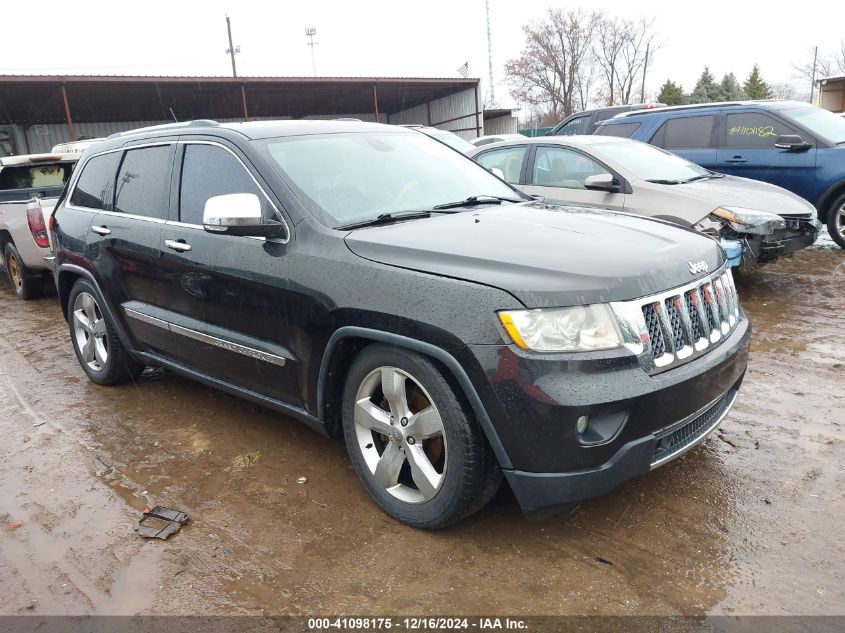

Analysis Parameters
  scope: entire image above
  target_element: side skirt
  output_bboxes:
[135,350,330,438]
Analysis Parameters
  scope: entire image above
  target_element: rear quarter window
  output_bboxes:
[595,122,641,138]
[70,152,120,210]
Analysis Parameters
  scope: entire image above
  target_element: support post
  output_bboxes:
[61,83,76,142]
[241,83,249,121]
[372,83,380,123]
[474,84,482,137]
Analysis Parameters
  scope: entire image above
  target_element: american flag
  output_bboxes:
[457,61,469,78]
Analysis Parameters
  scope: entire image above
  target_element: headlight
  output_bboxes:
[712,206,785,236]
[498,305,623,352]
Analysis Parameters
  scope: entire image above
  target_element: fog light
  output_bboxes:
[576,415,589,434]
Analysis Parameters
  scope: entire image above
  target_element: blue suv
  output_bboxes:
[595,101,845,248]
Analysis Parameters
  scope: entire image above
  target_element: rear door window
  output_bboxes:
[179,144,264,225]
[725,112,798,149]
[70,153,120,209]
[651,115,716,149]
[114,145,173,219]
[474,146,527,184]
[595,122,641,138]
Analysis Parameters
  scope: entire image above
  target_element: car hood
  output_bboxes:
[672,175,816,217]
[344,203,724,308]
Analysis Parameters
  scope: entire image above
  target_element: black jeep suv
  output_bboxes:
[51,120,750,528]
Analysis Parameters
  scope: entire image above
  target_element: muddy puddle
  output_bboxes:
[0,242,843,616]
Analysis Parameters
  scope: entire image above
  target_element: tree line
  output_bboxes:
[657,65,774,106]
[505,8,828,126]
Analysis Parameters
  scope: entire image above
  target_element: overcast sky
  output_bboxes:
[1,0,840,108]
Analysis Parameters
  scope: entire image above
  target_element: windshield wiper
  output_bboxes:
[336,210,434,230]
[433,194,523,210]
[646,174,721,185]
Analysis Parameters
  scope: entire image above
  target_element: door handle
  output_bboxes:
[165,239,192,252]
[724,156,747,164]
[90,225,111,235]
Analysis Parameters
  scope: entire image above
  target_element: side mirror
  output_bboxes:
[774,135,811,152]
[584,173,618,192]
[202,193,286,238]
[490,167,505,179]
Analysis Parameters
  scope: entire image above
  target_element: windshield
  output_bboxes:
[254,131,522,227]
[429,131,475,153]
[592,140,711,182]
[784,106,845,144]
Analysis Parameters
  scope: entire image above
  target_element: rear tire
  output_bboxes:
[826,193,845,249]
[67,278,144,385]
[4,242,43,300]
[342,343,500,528]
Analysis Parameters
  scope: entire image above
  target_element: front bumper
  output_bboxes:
[463,311,750,513]
[736,217,819,265]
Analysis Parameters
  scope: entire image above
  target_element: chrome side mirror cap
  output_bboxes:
[202,193,286,238]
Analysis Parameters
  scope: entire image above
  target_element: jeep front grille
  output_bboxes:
[611,266,740,375]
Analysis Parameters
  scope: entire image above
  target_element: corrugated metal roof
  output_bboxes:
[0,74,479,83]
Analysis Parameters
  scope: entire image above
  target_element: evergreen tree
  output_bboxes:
[689,67,725,103]
[657,79,686,106]
[720,72,747,100]
[744,64,772,99]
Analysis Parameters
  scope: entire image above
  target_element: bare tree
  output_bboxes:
[593,17,628,105]
[505,8,601,119]
[614,17,659,104]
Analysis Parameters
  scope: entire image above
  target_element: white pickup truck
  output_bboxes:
[0,152,79,299]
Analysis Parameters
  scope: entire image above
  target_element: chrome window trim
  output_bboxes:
[64,141,174,213]
[175,140,291,244]
[124,307,288,367]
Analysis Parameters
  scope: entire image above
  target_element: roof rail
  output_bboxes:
[613,100,791,119]
[107,119,220,139]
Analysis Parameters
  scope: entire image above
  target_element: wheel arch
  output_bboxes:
[56,264,137,353]
[317,326,513,469]
[816,180,845,222]
[0,229,13,251]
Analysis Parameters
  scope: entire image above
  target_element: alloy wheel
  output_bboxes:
[353,366,447,503]
[7,253,22,292]
[72,291,109,371]
[836,204,845,240]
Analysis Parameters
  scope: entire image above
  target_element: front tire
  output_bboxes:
[4,242,43,300]
[67,279,144,385]
[827,193,845,249]
[342,344,500,529]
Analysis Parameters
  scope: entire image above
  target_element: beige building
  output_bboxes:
[815,75,845,113]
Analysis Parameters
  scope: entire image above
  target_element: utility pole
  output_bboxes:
[485,0,495,107]
[640,42,650,103]
[225,15,240,78]
[809,45,818,104]
[306,27,318,77]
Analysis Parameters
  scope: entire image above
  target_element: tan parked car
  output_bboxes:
[468,135,819,268]
[0,152,79,298]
